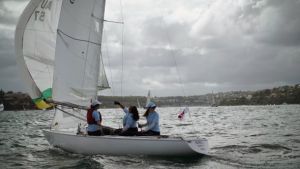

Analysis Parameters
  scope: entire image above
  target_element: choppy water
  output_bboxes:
[0,105,299,169]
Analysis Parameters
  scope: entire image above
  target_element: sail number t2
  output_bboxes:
[34,0,52,22]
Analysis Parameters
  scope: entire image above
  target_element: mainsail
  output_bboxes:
[15,0,109,110]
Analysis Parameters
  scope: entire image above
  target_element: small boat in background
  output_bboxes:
[0,104,4,111]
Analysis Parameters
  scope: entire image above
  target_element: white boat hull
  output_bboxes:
[43,130,208,156]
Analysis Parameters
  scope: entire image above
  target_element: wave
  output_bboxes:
[211,143,292,154]
[212,145,248,150]
[208,154,266,169]
[250,144,291,151]
[209,143,295,168]
[176,123,192,127]
[248,133,267,137]
[291,139,300,143]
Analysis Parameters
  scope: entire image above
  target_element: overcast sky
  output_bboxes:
[0,0,300,96]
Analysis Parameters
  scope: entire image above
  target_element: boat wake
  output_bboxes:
[211,144,292,154]
[208,143,294,168]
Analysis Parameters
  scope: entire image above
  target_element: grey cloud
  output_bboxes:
[180,43,300,86]
[0,64,23,90]
[0,1,19,26]
[141,16,193,49]
[1,0,300,96]
[0,1,24,92]
[254,0,300,46]
[81,0,300,96]
[0,35,17,67]
[0,33,24,92]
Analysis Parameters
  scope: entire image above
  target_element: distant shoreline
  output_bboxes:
[1,84,299,111]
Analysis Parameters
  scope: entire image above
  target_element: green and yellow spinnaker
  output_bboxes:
[32,88,53,109]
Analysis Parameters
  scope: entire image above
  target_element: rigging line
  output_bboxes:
[103,28,115,96]
[102,18,119,126]
[102,47,118,124]
[158,24,187,103]
[158,10,197,133]
[103,19,124,24]
[119,0,125,98]
[57,32,96,62]
[165,34,187,98]
[157,18,186,103]
[99,50,110,90]
[45,57,52,87]
[57,29,102,47]
[50,108,57,130]
[91,13,124,24]
[60,1,96,34]
[101,46,118,126]
[56,107,86,121]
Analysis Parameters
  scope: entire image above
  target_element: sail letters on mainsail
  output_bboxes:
[41,0,52,9]
[35,0,52,22]
[70,0,76,4]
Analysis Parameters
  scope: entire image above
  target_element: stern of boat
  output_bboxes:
[43,130,55,145]
[185,138,208,155]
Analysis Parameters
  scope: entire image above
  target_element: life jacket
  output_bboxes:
[87,108,101,125]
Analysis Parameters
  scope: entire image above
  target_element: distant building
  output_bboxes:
[246,95,252,100]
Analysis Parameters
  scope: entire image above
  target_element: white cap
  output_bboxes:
[91,99,102,106]
[144,101,156,109]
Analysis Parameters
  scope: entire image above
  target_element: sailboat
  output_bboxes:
[145,90,151,107]
[0,103,4,111]
[15,0,208,156]
[211,91,218,107]
[137,98,141,109]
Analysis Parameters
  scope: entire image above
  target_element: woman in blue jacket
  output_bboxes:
[138,101,160,136]
[114,101,139,136]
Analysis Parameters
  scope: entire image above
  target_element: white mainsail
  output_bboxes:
[53,0,108,107]
[51,0,108,130]
[15,0,63,109]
